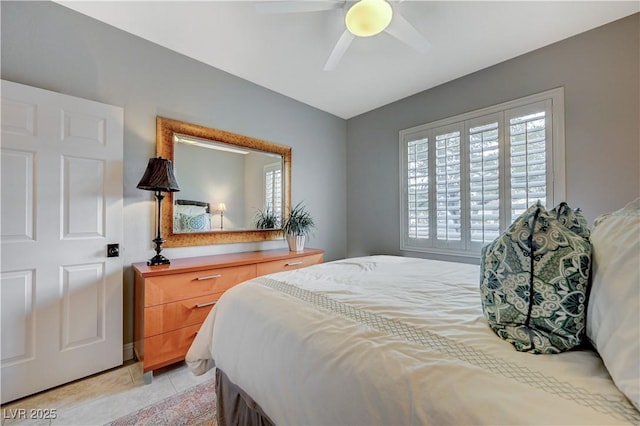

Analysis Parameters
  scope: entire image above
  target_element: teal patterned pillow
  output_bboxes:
[178,213,211,232]
[480,202,591,354]
[549,202,590,240]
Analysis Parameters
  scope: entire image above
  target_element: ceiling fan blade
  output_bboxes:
[324,29,355,71]
[385,12,430,54]
[256,1,344,14]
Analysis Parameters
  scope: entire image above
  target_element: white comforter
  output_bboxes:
[186,256,639,425]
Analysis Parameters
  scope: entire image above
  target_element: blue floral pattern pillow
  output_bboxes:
[178,213,211,232]
[480,202,591,354]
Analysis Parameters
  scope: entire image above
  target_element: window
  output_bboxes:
[400,88,565,258]
[264,162,282,222]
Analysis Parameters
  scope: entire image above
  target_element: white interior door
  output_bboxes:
[1,80,124,404]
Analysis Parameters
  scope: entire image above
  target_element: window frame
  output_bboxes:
[399,88,565,258]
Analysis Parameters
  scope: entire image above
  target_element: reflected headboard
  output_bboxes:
[176,199,210,214]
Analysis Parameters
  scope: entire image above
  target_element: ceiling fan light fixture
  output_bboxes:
[345,0,393,37]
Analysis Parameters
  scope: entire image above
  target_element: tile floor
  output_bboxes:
[0,361,215,426]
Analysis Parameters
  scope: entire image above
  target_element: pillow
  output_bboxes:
[173,213,183,232]
[549,202,590,240]
[480,202,591,354]
[586,198,640,410]
[178,213,211,232]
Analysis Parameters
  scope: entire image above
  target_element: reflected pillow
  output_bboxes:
[178,213,211,232]
[586,198,640,410]
[480,202,591,354]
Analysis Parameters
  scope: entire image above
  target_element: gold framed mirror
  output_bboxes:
[156,116,291,247]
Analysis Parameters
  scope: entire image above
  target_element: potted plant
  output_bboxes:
[254,206,280,229]
[282,202,315,252]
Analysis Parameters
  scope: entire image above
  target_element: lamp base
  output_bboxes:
[147,253,171,266]
[148,191,170,266]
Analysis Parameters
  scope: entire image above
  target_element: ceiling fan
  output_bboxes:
[256,0,430,70]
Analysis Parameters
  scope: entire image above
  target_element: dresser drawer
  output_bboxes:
[144,293,221,337]
[256,253,323,275]
[144,264,257,307]
[143,324,201,371]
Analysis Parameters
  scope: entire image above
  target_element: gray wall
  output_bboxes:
[346,13,640,261]
[1,1,347,345]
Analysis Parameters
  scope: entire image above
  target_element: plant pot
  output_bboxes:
[287,235,306,252]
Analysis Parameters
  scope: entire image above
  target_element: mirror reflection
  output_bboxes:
[156,116,291,247]
[172,133,283,233]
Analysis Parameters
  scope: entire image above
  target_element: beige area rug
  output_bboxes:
[105,379,217,426]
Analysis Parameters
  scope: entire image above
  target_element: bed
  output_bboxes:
[186,200,640,425]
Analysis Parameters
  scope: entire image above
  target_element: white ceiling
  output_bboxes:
[56,1,639,119]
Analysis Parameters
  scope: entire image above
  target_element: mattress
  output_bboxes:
[186,255,639,425]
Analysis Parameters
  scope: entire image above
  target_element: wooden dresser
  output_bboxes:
[132,248,323,382]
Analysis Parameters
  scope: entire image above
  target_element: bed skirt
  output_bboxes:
[216,368,274,426]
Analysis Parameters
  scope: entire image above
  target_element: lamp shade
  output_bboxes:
[136,157,180,192]
[345,0,393,37]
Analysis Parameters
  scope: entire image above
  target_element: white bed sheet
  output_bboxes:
[187,256,639,425]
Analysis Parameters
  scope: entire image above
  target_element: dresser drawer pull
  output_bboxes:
[285,261,304,267]
[195,274,222,281]
[195,301,217,308]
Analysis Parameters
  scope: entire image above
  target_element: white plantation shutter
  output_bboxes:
[265,170,274,206]
[273,169,282,217]
[264,163,282,222]
[407,138,429,239]
[434,128,462,248]
[468,120,500,245]
[400,89,564,258]
[508,103,550,217]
